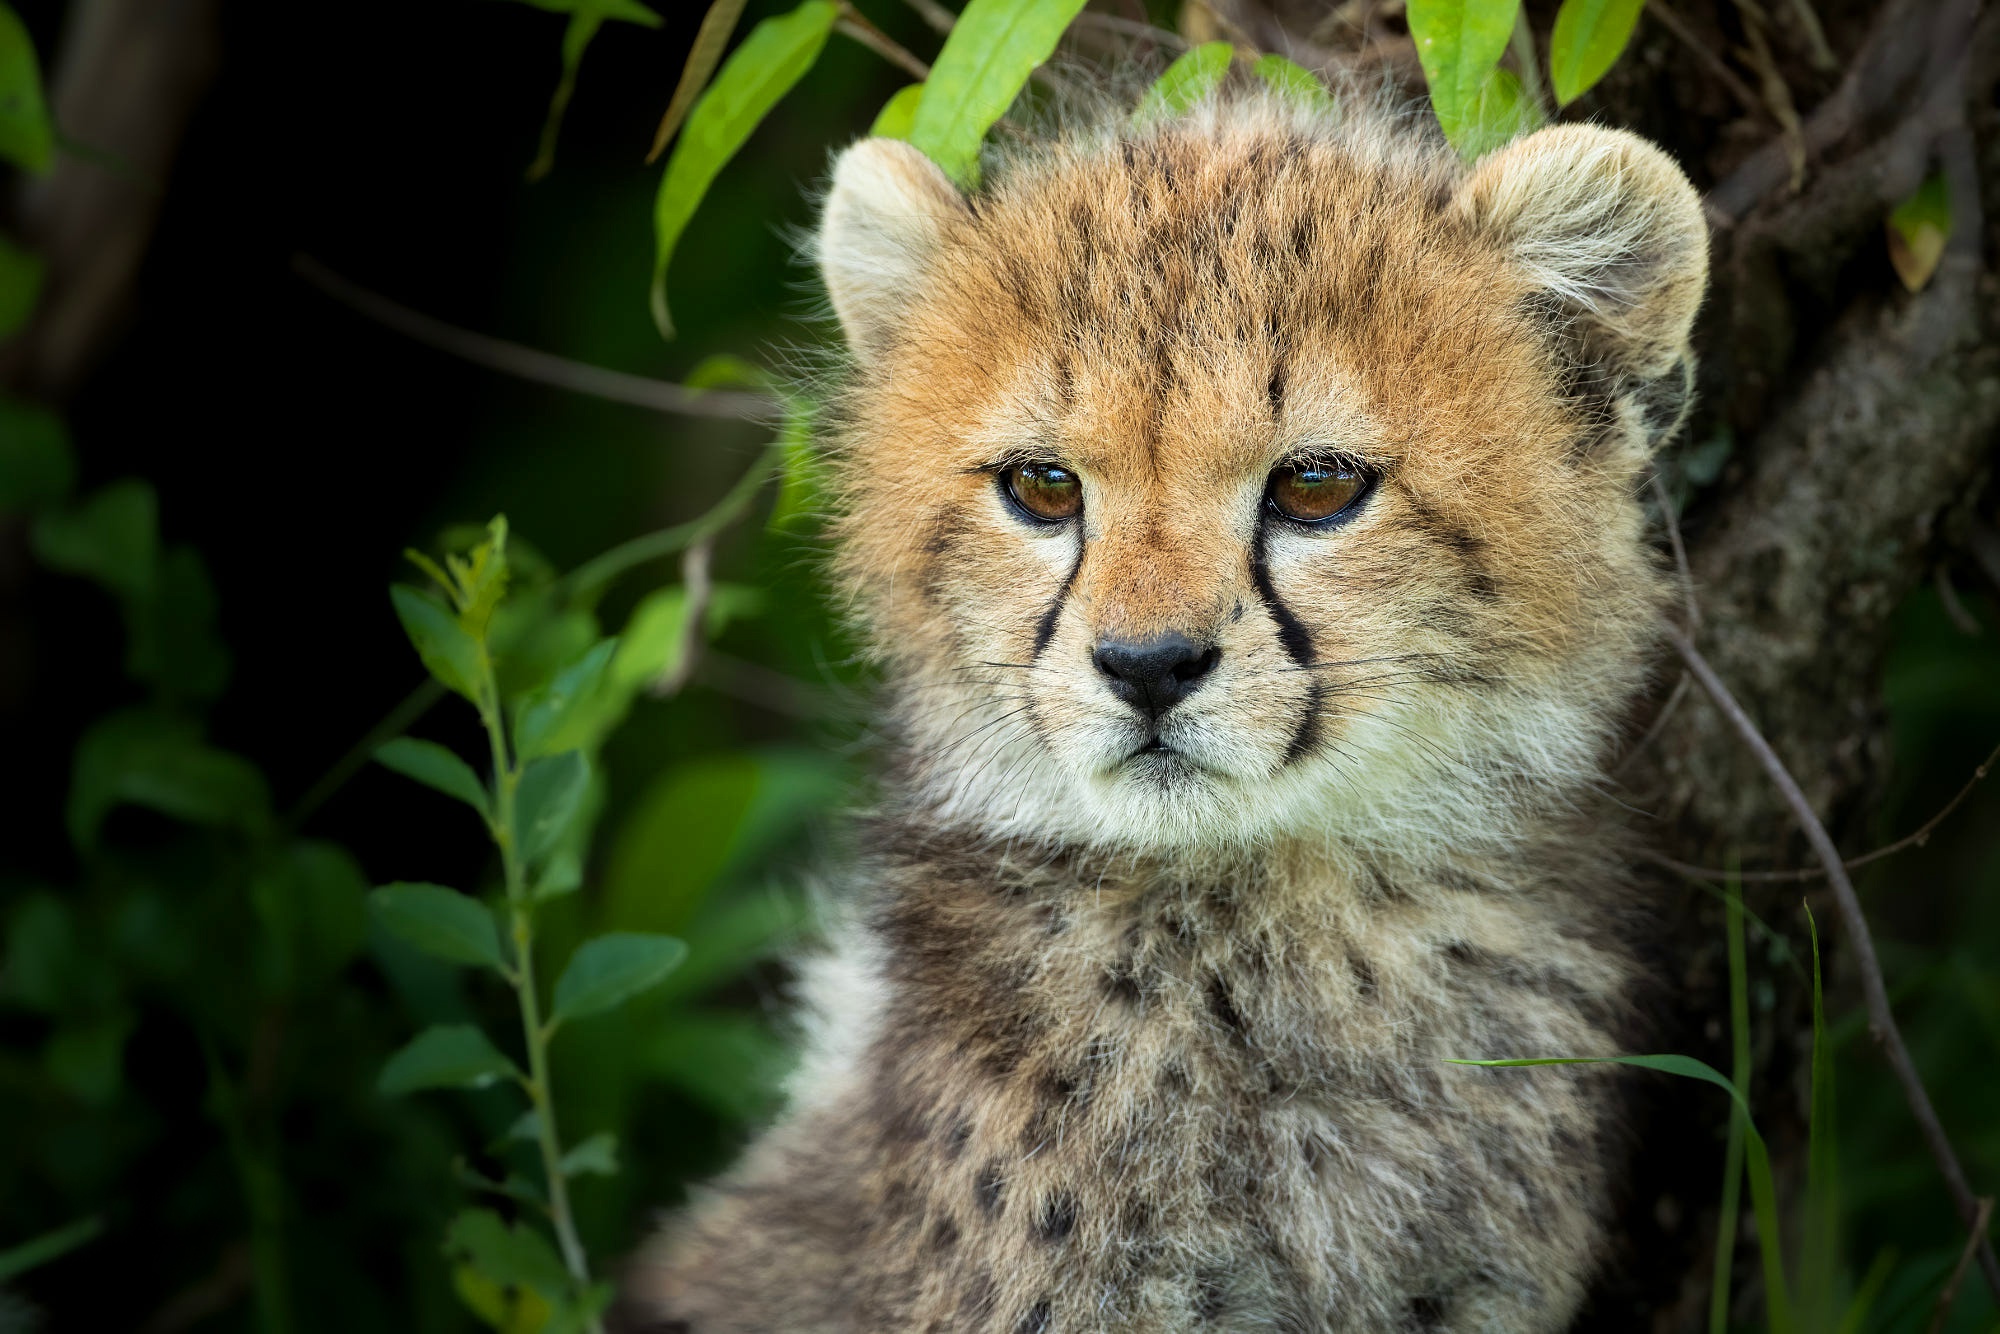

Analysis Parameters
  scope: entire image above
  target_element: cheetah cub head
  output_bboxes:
[817,104,1706,856]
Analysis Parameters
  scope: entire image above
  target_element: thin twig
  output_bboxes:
[693,648,838,719]
[1785,0,1840,72]
[1071,12,1193,50]
[1645,0,1765,117]
[292,255,782,423]
[286,679,446,831]
[650,539,714,697]
[897,0,955,35]
[1929,1197,1997,1334]
[837,5,932,80]
[1616,670,1693,773]
[1738,6,1808,190]
[1934,565,1982,635]
[1652,472,1701,630]
[1667,625,2000,1305]
[1647,739,2000,883]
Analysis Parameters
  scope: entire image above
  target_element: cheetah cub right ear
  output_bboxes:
[1456,125,1708,434]
[817,138,970,364]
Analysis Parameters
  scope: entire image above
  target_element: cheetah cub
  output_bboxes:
[619,95,1707,1333]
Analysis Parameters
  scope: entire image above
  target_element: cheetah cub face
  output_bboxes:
[819,104,1705,855]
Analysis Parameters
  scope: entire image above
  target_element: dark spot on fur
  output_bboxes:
[1036,1192,1078,1243]
[929,1216,959,1253]
[1230,599,1245,623]
[1196,1273,1228,1320]
[943,1116,973,1160]
[1407,1295,1448,1329]
[1207,976,1248,1040]
[1102,964,1142,1004]
[1349,954,1379,999]
[1159,1061,1192,1094]
[1016,1300,1052,1334]
[975,1161,1006,1217]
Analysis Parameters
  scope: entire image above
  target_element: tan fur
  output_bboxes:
[617,94,1707,1333]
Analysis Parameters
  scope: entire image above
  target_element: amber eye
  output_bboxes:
[1002,463,1083,523]
[1266,459,1372,524]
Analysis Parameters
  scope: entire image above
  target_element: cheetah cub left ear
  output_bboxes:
[818,138,970,363]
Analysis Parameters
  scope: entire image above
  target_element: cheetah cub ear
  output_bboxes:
[818,138,970,362]
[1456,125,1707,390]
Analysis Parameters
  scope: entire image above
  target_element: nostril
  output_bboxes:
[1091,634,1220,715]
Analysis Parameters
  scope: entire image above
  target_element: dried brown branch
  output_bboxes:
[1071,12,1193,50]
[1645,740,2000,881]
[291,256,782,424]
[1928,1197,1996,1334]
[1667,626,2000,1303]
[837,5,932,81]
[897,0,956,35]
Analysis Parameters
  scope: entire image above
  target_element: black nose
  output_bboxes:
[1092,633,1220,716]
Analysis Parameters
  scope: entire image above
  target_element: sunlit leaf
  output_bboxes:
[1453,66,1538,160]
[452,1263,553,1334]
[1253,53,1334,108]
[31,479,158,602]
[0,1,52,174]
[651,0,840,337]
[682,352,770,390]
[1133,41,1232,124]
[558,1131,619,1177]
[767,398,819,531]
[376,737,490,818]
[369,884,508,973]
[515,750,590,864]
[444,1208,569,1302]
[0,229,42,337]
[870,82,925,139]
[391,585,485,704]
[514,639,618,760]
[67,709,270,850]
[1547,0,1644,104]
[377,1024,519,1095]
[0,1215,104,1283]
[909,0,1090,188]
[1406,0,1520,150]
[0,394,71,514]
[649,0,750,161]
[550,931,688,1024]
[1887,172,1951,292]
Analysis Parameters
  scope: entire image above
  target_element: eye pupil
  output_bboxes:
[1268,460,1369,523]
[1005,463,1083,522]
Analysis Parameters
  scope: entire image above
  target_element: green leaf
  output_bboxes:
[443,1208,570,1302]
[515,750,590,864]
[67,709,270,849]
[0,394,73,514]
[1547,0,1644,104]
[0,2,53,174]
[524,1,662,181]
[1887,172,1952,292]
[127,545,231,700]
[649,1010,794,1121]
[551,931,688,1024]
[377,1024,519,1096]
[650,0,752,160]
[0,1215,104,1283]
[0,229,43,337]
[1453,66,1538,160]
[767,398,819,531]
[251,840,370,994]
[1133,41,1232,124]
[682,352,771,390]
[376,737,490,817]
[369,884,508,972]
[910,0,1091,188]
[1253,53,1334,108]
[391,584,486,704]
[1406,0,1521,150]
[651,0,839,337]
[44,1012,132,1104]
[515,639,618,760]
[558,1131,619,1177]
[870,82,925,139]
[31,479,158,602]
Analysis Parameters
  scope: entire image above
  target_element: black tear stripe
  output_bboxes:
[1249,519,1316,667]
[1398,486,1501,603]
[1283,680,1324,767]
[1030,539,1086,660]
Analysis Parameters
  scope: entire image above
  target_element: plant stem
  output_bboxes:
[479,671,601,1330]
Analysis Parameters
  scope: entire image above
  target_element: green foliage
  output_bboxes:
[869,81,925,138]
[551,933,688,1024]
[1253,52,1335,108]
[371,885,509,973]
[1547,0,1646,104]
[0,395,73,512]
[909,0,1091,188]
[1134,41,1233,124]
[1407,0,1521,152]
[651,0,840,336]
[376,737,493,818]
[511,0,663,182]
[0,227,42,335]
[378,1024,522,1095]
[0,0,52,173]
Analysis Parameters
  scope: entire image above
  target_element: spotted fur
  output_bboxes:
[618,93,1706,1333]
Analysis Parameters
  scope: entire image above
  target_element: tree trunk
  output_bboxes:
[1219,0,1999,1325]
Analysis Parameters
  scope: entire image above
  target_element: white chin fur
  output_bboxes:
[904,680,1607,860]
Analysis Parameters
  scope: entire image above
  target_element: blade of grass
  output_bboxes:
[1712,871,1751,1334]
[1803,904,1843,1329]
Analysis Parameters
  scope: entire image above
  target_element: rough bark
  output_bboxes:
[1226,0,2000,1324]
